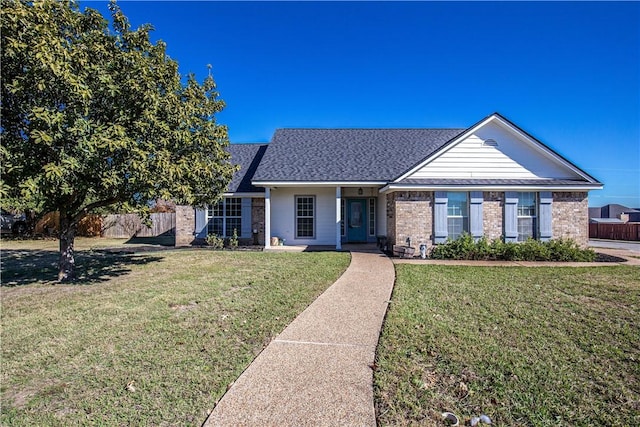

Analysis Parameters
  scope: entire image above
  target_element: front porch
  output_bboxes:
[264,185,386,250]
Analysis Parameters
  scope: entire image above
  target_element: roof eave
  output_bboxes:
[380,183,604,193]
[252,180,387,187]
[223,192,266,198]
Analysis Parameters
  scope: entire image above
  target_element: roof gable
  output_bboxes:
[395,113,601,184]
[252,128,464,183]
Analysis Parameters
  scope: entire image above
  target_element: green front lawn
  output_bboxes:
[374,265,640,426]
[1,243,350,425]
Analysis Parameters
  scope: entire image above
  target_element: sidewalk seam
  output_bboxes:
[273,338,371,349]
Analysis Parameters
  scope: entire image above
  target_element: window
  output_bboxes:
[296,196,315,239]
[207,198,242,237]
[447,192,469,240]
[368,198,376,236]
[517,192,536,241]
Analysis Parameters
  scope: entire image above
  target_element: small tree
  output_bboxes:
[1,0,237,281]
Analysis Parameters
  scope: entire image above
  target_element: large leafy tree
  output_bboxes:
[1,0,236,281]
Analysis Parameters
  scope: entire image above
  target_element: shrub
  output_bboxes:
[429,235,595,262]
[547,238,596,262]
[228,228,239,249]
[430,233,476,259]
[206,234,224,249]
[474,236,492,260]
[519,238,551,261]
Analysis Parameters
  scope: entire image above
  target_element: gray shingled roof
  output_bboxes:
[252,128,465,182]
[227,144,267,193]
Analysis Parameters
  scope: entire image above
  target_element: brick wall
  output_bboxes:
[552,191,589,247]
[384,190,591,251]
[175,205,195,247]
[483,191,503,241]
[386,191,432,250]
[251,198,265,245]
[386,194,396,245]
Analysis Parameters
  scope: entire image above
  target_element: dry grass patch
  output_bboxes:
[1,244,350,425]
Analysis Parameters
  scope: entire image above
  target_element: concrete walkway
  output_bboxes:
[203,249,395,427]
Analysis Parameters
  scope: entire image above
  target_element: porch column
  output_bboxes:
[264,187,271,248]
[335,186,342,250]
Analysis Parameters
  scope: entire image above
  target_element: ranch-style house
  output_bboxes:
[175,112,603,251]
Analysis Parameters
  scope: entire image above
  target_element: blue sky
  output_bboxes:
[83,1,639,208]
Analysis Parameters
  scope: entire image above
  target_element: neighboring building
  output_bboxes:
[176,113,603,249]
[627,212,640,223]
[589,204,640,223]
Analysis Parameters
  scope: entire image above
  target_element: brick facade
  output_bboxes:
[175,205,196,247]
[386,194,396,245]
[178,191,590,248]
[384,190,590,250]
[552,191,589,247]
[483,191,503,241]
[386,191,432,251]
[251,198,265,245]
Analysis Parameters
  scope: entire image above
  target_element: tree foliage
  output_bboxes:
[1,0,237,280]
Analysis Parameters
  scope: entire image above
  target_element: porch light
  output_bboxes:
[358,187,363,195]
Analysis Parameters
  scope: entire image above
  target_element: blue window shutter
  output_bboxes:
[241,198,252,238]
[539,191,553,241]
[195,208,207,239]
[504,192,518,242]
[469,191,483,239]
[434,191,448,243]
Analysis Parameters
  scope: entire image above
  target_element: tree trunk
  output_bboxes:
[58,213,77,282]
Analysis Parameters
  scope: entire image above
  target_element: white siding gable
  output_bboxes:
[405,120,584,180]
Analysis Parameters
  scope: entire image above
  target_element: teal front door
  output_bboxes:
[347,199,367,242]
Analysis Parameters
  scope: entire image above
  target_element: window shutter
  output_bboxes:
[434,191,448,243]
[504,192,518,242]
[538,191,553,241]
[241,198,252,238]
[195,208,207,239]
[469,191,483,239]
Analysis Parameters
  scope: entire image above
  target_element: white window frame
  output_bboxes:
[207,197,242,237]
[517,192,537,242]
[447,192,469,240]
[368,198,376,237]
[295,195,316,239]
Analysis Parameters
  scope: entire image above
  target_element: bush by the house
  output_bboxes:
[206,234,224,249]
[207,229,239,250]
[227,228,239,249]
[429,233,596,262]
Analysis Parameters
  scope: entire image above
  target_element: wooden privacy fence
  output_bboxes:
[35,212,103,237]
[589,223,640,241]
[102,213,176,238]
